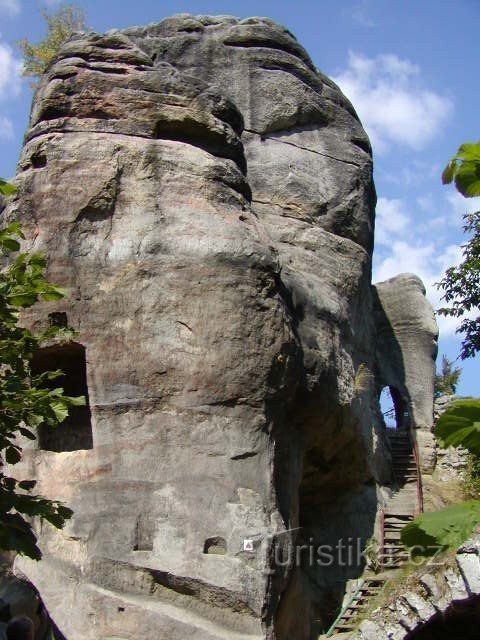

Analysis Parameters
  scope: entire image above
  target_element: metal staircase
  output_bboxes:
[325,578,387,636]
[379,429,422,569]
[324,428,423,637]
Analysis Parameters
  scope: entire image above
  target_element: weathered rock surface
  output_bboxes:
[373,274,438,473]
[350,535,480,640]
[433,395,469,480]
[3,14,437,640]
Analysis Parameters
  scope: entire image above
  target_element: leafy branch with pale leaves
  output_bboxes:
[437,141,480,360]
[0,180,84,560]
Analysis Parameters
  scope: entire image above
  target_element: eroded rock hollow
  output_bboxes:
[4,14,437,639]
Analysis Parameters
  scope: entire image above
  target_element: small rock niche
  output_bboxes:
[203,537,227,555]
[31,342,93,452]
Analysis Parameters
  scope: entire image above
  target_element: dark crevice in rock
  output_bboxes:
[91,557,258,619]
[31,152,47,169]
[152,119,247,174]
[175,320,193,333]
[149,568,257,616]
[133,514,154,551]
[352,136,372,155]
[230,451,258,460]
[87,65,130,75]
[223,37,315,71]
[257,61,324,94]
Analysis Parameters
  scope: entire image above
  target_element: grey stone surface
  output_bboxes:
[434,395,469,480]
[2,13,437,640]
[373,274,438,472]
[350,536,480,640]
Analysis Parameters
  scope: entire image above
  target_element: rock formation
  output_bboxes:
[4,14,438,639]
[373,274,438,473]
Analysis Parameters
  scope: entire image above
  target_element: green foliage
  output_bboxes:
[401,500,480,555]
[0,180,17,197]
[464,453,480,499]
[442,141,480,197]
[17,5,85,80]
[0,182,84,559]
[435,398,480,457]
[434,354,461,397]
[437,141,480,360]
[402,399,480,554]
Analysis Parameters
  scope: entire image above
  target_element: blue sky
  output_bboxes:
[0,0,478,394]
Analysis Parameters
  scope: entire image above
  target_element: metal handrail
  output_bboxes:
[379,508,385,565]
[409,424,424,514]
[325,579,365,637]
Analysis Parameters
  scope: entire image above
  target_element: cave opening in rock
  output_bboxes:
[31,342,93,452]
[380,386,410,431]
[406,595,480,640]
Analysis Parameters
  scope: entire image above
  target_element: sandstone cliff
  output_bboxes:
[3,14,437,640]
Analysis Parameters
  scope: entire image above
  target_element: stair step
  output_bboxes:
[383,544,405,549]
[335,625,355,631]
[384,519,413,525]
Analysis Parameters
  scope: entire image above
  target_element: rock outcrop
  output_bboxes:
[350,535,480,640]
[3,14,438,640]
[373,274,438,473]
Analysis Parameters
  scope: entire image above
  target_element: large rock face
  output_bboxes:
[3,14,435,640]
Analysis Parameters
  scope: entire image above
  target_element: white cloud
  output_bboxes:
[333,52,452,154]
[0,115,13,139]
[445,190,480,224]
[375,197,410,245]
[0,0,21,16]
[0,37,22,144]
[349,0,376,28]
[0,39,23,100]
[417,194,434,212]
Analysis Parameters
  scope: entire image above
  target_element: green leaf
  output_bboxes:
[8,292,38,307]
[402,500,480,553]
[56,505,73,519]
[18,480,37,491]
[19,427,37,440]
[41,286,69,302]
[457,143,480,162]
[435,398,480,456]
[442,141,480,197]
[49,400,69,423]
[5,446,22,465]
[455,162,480,197]
[5,221,24,238]
[65,395,86,407]
[0,179,17,196]
[1,237,21,252]
[27,253,46,268]
[442,159,457,185]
